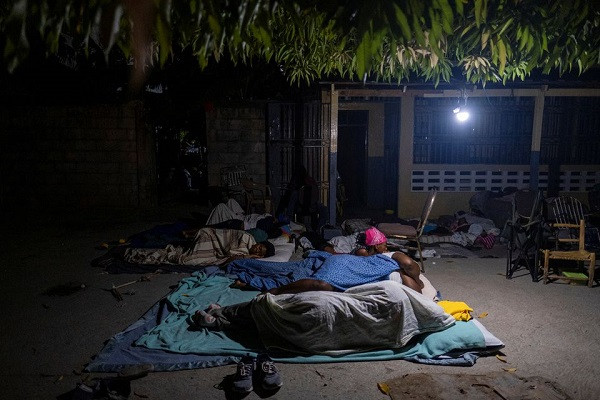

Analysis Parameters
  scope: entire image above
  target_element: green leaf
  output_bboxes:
[355,31,371,80]
[525,33,534,53]
[454,0,464,16]
[430,9,442,40]
[207,14,221,38]
[156,13,171,66]
[474,0,482,27]
[461,24,473,37]
[481,30,490,50]
[497,17,513,37]
[438,0,454,31]
[497,38,506,75]
[394,4,412,40]
[541,31,548,52]
[519,25,529,51]
[412,14,425,46]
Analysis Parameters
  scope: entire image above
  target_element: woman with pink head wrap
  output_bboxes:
[365,227,387,245]
[355,227,388,256]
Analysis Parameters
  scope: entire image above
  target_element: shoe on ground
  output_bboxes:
[256,353,283,390]
[233,355,255,393]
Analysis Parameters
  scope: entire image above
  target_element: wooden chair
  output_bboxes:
[377,190,437,273]
[242,179,272,214]
[548,196,588,250]
[549,196,586,236]
[541,219,596,287]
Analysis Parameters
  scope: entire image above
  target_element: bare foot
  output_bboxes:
[230,279,248,289]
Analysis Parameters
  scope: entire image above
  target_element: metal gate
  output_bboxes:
[267,101,330,218]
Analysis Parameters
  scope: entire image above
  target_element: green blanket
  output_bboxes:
[135,272,488,363]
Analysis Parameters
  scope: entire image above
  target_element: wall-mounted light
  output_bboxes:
[453,89,470,122]
[453,107,470,121]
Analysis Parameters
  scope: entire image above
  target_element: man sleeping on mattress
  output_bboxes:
[123,227,275,267]
[227,227,427,295]
[189,280,455,357]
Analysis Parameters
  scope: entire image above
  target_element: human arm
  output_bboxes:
[354,248,370,257]
[391,252,423,290]
[222,253,260,265]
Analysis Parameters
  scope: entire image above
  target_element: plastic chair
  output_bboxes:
[505,190,544,281]
[377,190,437,273]
[542,219,596,287]
[242,179,272,214]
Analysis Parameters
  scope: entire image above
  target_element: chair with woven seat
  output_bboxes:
[541,219,596,287]
[377,190,437,273]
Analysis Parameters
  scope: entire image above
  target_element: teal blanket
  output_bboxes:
[135,272,489,363]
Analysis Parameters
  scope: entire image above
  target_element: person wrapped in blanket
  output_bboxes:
[123,227,275,267]
[227,227,423,295]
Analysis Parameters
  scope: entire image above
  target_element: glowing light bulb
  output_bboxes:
[455,110,470,122]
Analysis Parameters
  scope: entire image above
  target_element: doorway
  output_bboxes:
[338,110,368,211]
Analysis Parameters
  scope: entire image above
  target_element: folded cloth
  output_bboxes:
[437,301,473,321]
[475,233,496,249]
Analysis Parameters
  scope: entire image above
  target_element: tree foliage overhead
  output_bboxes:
[1,0,599,88]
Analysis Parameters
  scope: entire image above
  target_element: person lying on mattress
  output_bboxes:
[123,227,275,267]
[227,227,424,295]
[202,198,282,238]
[228,227,424,293]
[189,281,453,357]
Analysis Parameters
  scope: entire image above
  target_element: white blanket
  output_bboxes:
[250,280,455,355]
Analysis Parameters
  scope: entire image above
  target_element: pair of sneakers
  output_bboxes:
[233,354,283,393]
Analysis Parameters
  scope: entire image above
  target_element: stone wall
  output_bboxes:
[0,101,157,214]
[205,103,267,187]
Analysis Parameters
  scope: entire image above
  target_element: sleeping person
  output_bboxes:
[265,249,423,295]
[228,227,424,294]
[190,280,454,357]
[204,198,280,237]
[123,227,275,267]
[227,250,422,295]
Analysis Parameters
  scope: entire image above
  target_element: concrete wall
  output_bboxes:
[0,101,156,214]
[205,103,267,186]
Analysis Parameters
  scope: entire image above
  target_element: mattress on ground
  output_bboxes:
[86,271,503,372]
[92,236,296,274]
[263,237,295,262]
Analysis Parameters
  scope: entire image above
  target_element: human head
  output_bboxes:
[261,241,275,257]
[365,227,386,246]
[364,227,388,253]
[250,241,275,258]
[249,243,267,257]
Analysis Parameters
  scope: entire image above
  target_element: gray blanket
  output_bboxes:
[250,280,456,355]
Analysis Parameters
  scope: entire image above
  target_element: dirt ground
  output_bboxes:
[1,202,599,400]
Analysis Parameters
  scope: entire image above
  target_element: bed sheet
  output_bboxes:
[86,271,503,372]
